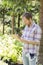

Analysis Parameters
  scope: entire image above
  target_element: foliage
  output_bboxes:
[0,61,8,65]
[0,34,23,63]
[0,0,40,34]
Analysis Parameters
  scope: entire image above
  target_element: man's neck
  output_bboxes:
[28,21,33,27]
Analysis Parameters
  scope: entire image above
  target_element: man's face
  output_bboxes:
[22,17,31,26]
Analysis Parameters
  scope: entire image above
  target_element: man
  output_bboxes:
[13,12,42,65]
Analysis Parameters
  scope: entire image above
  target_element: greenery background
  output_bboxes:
[0,0,41,65]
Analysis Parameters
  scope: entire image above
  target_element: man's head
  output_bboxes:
[22,12,32,26]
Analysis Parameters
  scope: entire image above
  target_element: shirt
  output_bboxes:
[21,21,42,54]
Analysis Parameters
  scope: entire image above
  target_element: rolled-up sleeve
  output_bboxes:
[33,27,42,42]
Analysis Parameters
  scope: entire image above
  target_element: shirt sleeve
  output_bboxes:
[33,27,42,42]
[21,26,27,39]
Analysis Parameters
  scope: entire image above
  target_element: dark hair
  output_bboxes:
[22,12,32,20]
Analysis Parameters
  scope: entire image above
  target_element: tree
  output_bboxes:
[0,4,10,34]
[1,0,40,34]
[2,0,29,34]
[38,0,43,65]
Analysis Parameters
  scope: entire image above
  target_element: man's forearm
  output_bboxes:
[12,34,40,45]
[20,37,40,45]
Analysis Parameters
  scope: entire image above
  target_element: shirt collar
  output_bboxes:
[27,21,35,29]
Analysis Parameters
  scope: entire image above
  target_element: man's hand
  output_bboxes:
[12,34,21,41]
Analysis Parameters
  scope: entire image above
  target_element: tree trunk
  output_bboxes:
[38,0,43,65]
[11,14,15,34]
[18,14,20,28]
[3,12,5,34]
